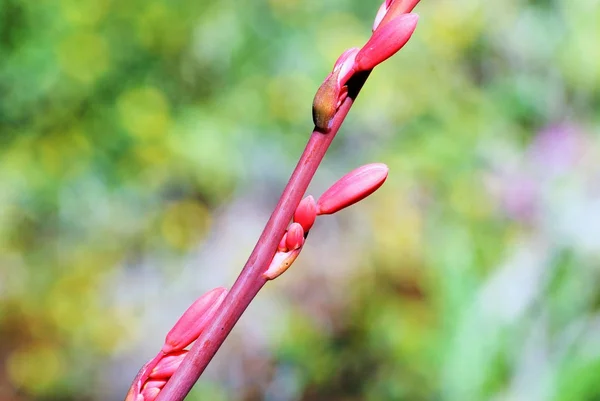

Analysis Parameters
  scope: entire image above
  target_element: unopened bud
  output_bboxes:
[285,222,305,250]
[378,0,420,30]
[312,69,342,132]
[141,386,161,401]
[149,350,187,380]
[162,287,228,353]
[125,383,143,401]
[125,354,162,401]
[143,379,167,390]
[293,196,317,232]
[263,249,301,280]
[317,163,389,215]
[278,232,289,252]
[373,1,389,31]
[333,47,360,87]
[355,13,418,72]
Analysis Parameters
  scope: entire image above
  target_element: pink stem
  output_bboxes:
[155,71,371,401]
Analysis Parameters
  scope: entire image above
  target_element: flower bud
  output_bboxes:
[373,1,389,31]
[312,69,341,131]
[278,232,289,252]
[125,354,162,401]
[355,13,418,72]
[125,383,144,401]
[317,163,389,215]
[149,350,187,380]
[143,379,167,390]
[263,249,301,280]
[333,47,360,87]
[162,287,228,353]
[285,222,305,250]
[141,386,161,401]
[293,195,317,232]
[378,0,420,30]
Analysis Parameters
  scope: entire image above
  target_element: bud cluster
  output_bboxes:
[125,1,420,398]
[263,163,389,280]
[125,288,228,401]
[312,0,420,131]
[125,165,389,399]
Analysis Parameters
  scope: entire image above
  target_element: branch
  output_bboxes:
[125,1,422,399]
[155,72,370,401]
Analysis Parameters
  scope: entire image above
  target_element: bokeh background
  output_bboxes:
[2,0,600,400]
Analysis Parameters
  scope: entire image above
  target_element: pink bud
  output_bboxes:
[293,196,317,232]
[285,222,305,250]
[278,232,289,252]
[125,353,163,401]
[125,383,142,401]
[141,386,161,401]
[162,287,228,353]
[263,249,301,280]
[143,379,167,390]
[332,47,360,87]
[355,13,418,72]
[149,350,187,380]
[333,47,359,73]
[378,0,420,30]
[316,163,389,215]
[125,371,144,401]
[373,1,389,31]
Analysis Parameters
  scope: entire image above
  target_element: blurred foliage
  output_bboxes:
[1,0,600,400]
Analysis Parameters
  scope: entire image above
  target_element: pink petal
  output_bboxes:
[332,47,360,87]
[278,232,289,252]
[141,386,161,401]
[293,196,317,232]
[162,287,228,353]
[125,353,163,401]
[355,13,418,72]
[143,379,167,390]
[285,222,305,250]
[149,350,188,380]
[125,385,141,401]
[373,1,389,31]
[378,0,420,30]
[316,163,389,215]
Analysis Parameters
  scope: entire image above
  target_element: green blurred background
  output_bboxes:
[1,0,600,400]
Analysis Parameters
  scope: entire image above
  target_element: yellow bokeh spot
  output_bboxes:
[118,87,171,140]
[7,345,64,395]
[449,174,492,220]
[160,200,211,250]
[422,2,483,61]
[267,74,314,125]
[316,13,365,62]
[87,309,124,352]
[58,31,109,83]
[135,143,170,167]
[60,0,111,26]
[269,0,301,18]
[137,3,186,54]
[373,188,424,268]
[48,266,97,334]
[36,128,91,179]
